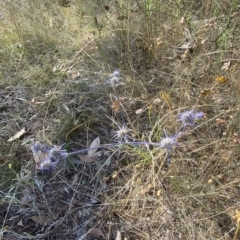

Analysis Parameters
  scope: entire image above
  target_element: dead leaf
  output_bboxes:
[141,184,153,195]
[30,142,49,167]
[71,173,79,186]
[7,128,26,142]
[177,42,192,50]
[135,108,143,115]
[115,231,122,240]
[103,176,110,183]
[140,93,147,99]
[111,100,121,112]
[181,49,190,60]
[153,98,161,105]
[88,137,100,157]
[78,154,95,163]
[221,61,231,71]
[89,228,105,238]
[30,215,53,225]
[17,219,24,226]
[179,17,185,24]
[62,103,70,113]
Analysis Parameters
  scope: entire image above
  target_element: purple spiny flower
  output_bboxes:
[106,70,125,88]
[37,153,59,171]
[177,110,204,127]
[106,115,133,143]
[31,142,66,172]
[156,128,181,166]
[107,70,120,86]
[112,70,120,78]
[157,128,179,151]
[113,124,133,143]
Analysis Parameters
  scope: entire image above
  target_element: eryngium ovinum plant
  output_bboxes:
[31,70,204,172]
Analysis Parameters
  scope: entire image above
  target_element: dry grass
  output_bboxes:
[1,0,240,239]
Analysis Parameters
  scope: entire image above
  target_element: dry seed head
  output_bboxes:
[135,164,141,169]
[201,89,211,96]
[136,178,142,184]
[215,76,228,83]
[208,179,213,184]
[232,210,240,225]
[112,172,118,179]
[156,190,162,197]
[160,92,171,102]
[179,17,185,24]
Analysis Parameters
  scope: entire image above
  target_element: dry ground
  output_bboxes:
[1,0,240,239]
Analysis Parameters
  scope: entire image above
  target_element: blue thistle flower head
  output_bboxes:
[113,124,133,143]
[112,70,120,78]
[106,70,125,88]
[31,142,67,172]
[177,110,204,127]
[157,128,179,151]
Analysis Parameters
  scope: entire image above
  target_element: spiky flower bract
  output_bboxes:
[113,124,133,143]
[106,70,125,88]
[157,128,179,151]
[31,143,67,172]
[177,110,204,127]
[106,115,133,144]
[155,128,182,165]
[112,70,120,78]
[107,70,120,86]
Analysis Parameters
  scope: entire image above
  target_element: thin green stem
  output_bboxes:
[233,224,240,240]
